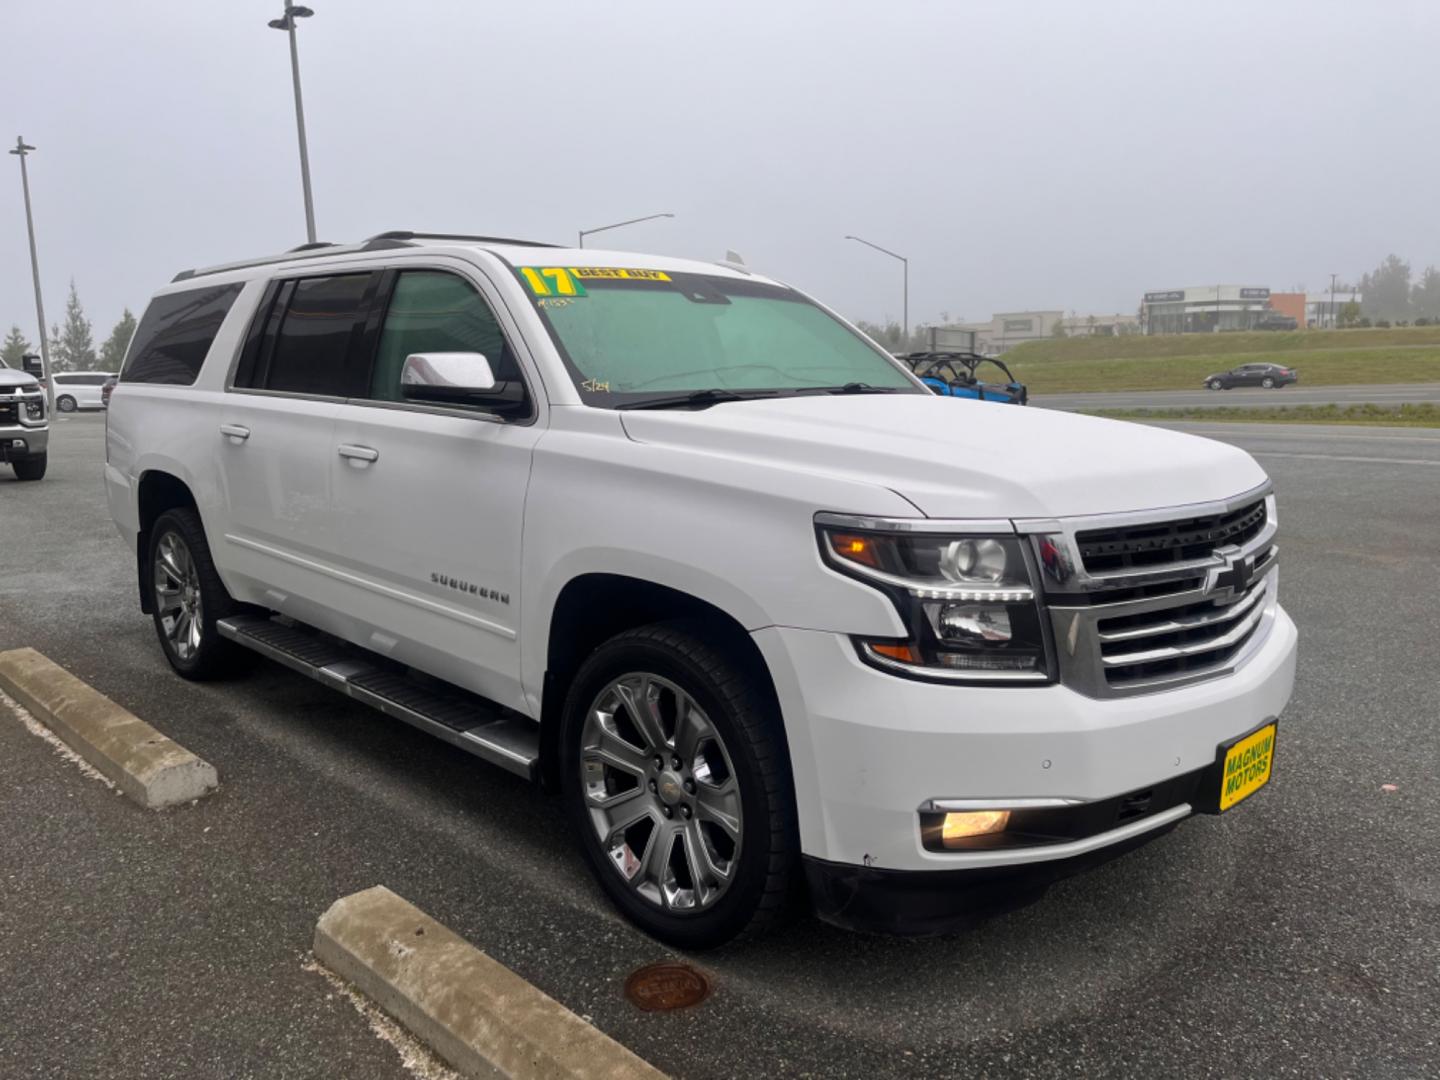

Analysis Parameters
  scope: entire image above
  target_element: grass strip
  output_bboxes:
[1082,403,1440,428]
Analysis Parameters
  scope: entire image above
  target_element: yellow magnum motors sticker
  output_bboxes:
[518,266,672,296]
[1218,722,1276,811]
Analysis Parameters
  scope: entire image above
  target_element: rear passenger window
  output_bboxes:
[122,283,244,385]
[249,274,376,397]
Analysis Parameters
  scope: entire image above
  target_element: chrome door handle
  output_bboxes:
[220,423,251,441]
[337,443,380,464]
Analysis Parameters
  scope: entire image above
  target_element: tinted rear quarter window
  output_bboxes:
[122,283,244,385]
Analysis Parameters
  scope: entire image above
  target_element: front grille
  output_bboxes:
[1076,498,1267,573]
[1044,491,1278,697]
[1096,572,1270,691]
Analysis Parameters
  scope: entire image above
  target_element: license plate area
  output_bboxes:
[1216,721,1277,812]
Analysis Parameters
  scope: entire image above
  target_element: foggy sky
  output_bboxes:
[2,0,1437,342]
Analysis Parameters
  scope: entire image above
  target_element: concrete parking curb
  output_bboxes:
[0,647,218,809]
[314,886,668,1080]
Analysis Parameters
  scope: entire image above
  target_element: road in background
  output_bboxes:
[1033,381,1440,411]
[2,414,1437,1078]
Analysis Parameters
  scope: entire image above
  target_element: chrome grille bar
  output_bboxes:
[1100,589,1269,666]
[1097,575,1269,644]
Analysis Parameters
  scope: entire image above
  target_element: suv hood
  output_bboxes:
[619,394,1267,519]
[0,369,40,390]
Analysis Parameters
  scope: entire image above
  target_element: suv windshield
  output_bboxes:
[514,265,920,407]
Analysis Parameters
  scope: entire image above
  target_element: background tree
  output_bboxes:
[100,308,138,371]
[1410,266,1440,322]
[1358,254,1412,323]
[1338,300,1362,328]
[1,325,32,367]
[51,280,97,372]
[1051,316,1067,338]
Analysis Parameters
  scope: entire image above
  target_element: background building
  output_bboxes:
[1139,286,1276,334]
[1306,290,1362,328]
[957,310,1139,353]
[956,311,1062,353]
[1055,312,1141,338]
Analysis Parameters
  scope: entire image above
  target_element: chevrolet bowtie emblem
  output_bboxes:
[1204,551,1252,601]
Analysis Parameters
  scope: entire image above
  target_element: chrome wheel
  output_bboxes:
[580,673,742,913]
[153,531,203,661]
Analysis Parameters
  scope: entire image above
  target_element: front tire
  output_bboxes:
[56,395,76,413]
[12,454,46,481]
[147,508,249,680]
[1208,379,1224,390]
[561,623,797,949]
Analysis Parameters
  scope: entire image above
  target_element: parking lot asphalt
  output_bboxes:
[2,413,1438,1079]
[1033,380,1440,411]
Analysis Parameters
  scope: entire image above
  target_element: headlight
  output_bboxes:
[24,396,45,422]
[818,520,1054,684]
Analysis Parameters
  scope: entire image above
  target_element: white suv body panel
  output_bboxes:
[106,239,1298,899]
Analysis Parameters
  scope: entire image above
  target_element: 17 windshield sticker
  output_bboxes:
[518,266,672,297]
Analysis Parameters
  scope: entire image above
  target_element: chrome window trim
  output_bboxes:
[223,260,541,426]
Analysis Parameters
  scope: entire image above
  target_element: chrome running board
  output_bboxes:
[217,614,539,780]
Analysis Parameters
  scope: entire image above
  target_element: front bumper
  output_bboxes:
[752,604,1297,885]
[0,424,48,461]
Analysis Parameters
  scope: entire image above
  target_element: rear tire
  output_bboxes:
[561,622,797,949]
[147,508,250,680]
[1261,377,1276,388]
[12,454,46,481]
[56,395,76,413]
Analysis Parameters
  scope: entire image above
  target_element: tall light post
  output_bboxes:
[844,235,908,343]
[1329,272,1338,330]
[9,137,53,409]
[578,212,674,249]
[268,2,318,243]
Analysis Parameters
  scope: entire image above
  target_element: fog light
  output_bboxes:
[942,809,1010,845]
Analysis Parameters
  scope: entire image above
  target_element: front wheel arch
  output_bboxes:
[540,575,786,794]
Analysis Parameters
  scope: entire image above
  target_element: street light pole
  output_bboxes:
[844,235,908,342]
[1329,272,1338,330]
[9,137,53,409]
[269,2,318,244]
[578,212,675,249]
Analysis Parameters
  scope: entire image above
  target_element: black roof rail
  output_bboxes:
[170,230,557,284]
[366,230,559,248]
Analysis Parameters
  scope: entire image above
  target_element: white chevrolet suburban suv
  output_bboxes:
[106,231,1297,947]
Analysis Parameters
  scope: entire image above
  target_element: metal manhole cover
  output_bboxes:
[623,963,711,1011]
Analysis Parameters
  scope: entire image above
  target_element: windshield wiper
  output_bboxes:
[821,382,906,395]
[617,388,781,411]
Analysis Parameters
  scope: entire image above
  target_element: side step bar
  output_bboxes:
[217,615,540,781]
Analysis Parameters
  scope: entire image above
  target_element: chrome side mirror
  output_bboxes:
[400,352,496,403]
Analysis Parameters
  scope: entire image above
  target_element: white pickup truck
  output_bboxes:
[0,356,49,480]
[105,231,1296,947]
